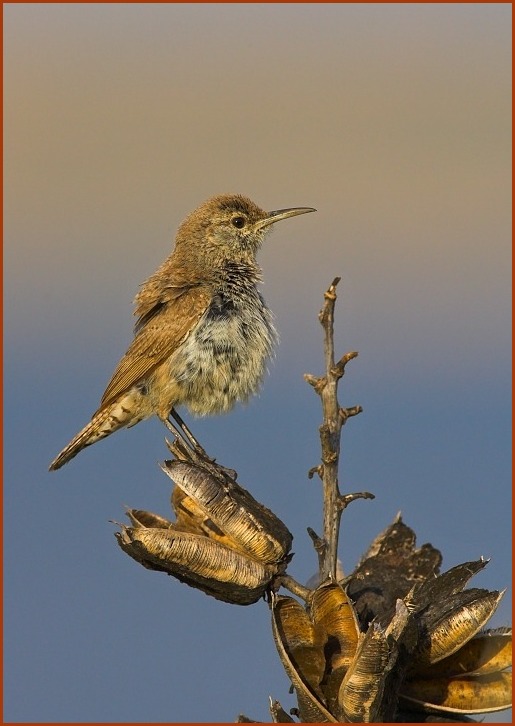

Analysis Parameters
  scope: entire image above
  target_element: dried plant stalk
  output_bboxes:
[305,277,371,582]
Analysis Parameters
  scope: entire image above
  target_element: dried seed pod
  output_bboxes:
[271,595,326,694]
[172,484,212,533]
[271,594,337,723]
[309,582,360,673]
[172,484,243,548]
[415,589,504,668]
[355,512,416,564]
[116,525,276,605]
[116,460,293,604]
[347,515,442,628]
[414,627,512,678]
[162,461,292,564]
[125,508,174,530]
[400,671,512,714]
[337,623,390,722]
[412,559,489,609]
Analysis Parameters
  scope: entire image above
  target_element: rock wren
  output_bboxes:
[49,194,315,470]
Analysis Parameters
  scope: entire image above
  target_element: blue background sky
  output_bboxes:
[4,3,511,723]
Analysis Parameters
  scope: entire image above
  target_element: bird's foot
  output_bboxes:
[163,413,238,481]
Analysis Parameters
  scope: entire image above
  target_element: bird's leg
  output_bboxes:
[163,409,238,481]
[169,408,207,455]
[162,416,211,469]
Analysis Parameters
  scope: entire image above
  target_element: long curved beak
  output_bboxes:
[254,206,316,231]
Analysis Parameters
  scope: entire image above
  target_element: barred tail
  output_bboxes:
[49,400,137,471]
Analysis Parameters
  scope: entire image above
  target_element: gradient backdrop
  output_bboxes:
[4,4,511,723]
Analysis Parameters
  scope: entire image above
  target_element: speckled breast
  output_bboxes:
[171,287,278,415]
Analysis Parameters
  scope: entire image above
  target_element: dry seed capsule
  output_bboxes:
[415,589,504,667]
[125,508,174,530]
[413,627,512,678]
[172,484,244,546]
[116,525,276,605]
[310,582,360,672]
[338,623,390,722]
[163,461,292,564]
[400,671,512,714]
[271,594,337,723]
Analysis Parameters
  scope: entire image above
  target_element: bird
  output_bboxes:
[49,194,315,471]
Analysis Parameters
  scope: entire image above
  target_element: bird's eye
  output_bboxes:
[231,216,246,229]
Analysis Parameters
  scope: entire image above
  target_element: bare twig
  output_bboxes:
[305,278,371,582]
[307,526,326,573]
[278,574,311,602]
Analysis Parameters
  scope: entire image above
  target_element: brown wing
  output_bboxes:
[98,284,211,410]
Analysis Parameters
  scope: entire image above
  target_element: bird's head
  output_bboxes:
[175,194,316,267]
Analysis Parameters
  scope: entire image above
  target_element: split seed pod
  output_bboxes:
[400,672,512,715]
[116,461,292,605]
[308,582,361,715]
[337,600,411,723]
[270,593,336,723]
[418,628,512,678]
[412,589,505,669]
[163,460,292,563]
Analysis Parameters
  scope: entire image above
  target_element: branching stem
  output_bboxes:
[305,278,371,582]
